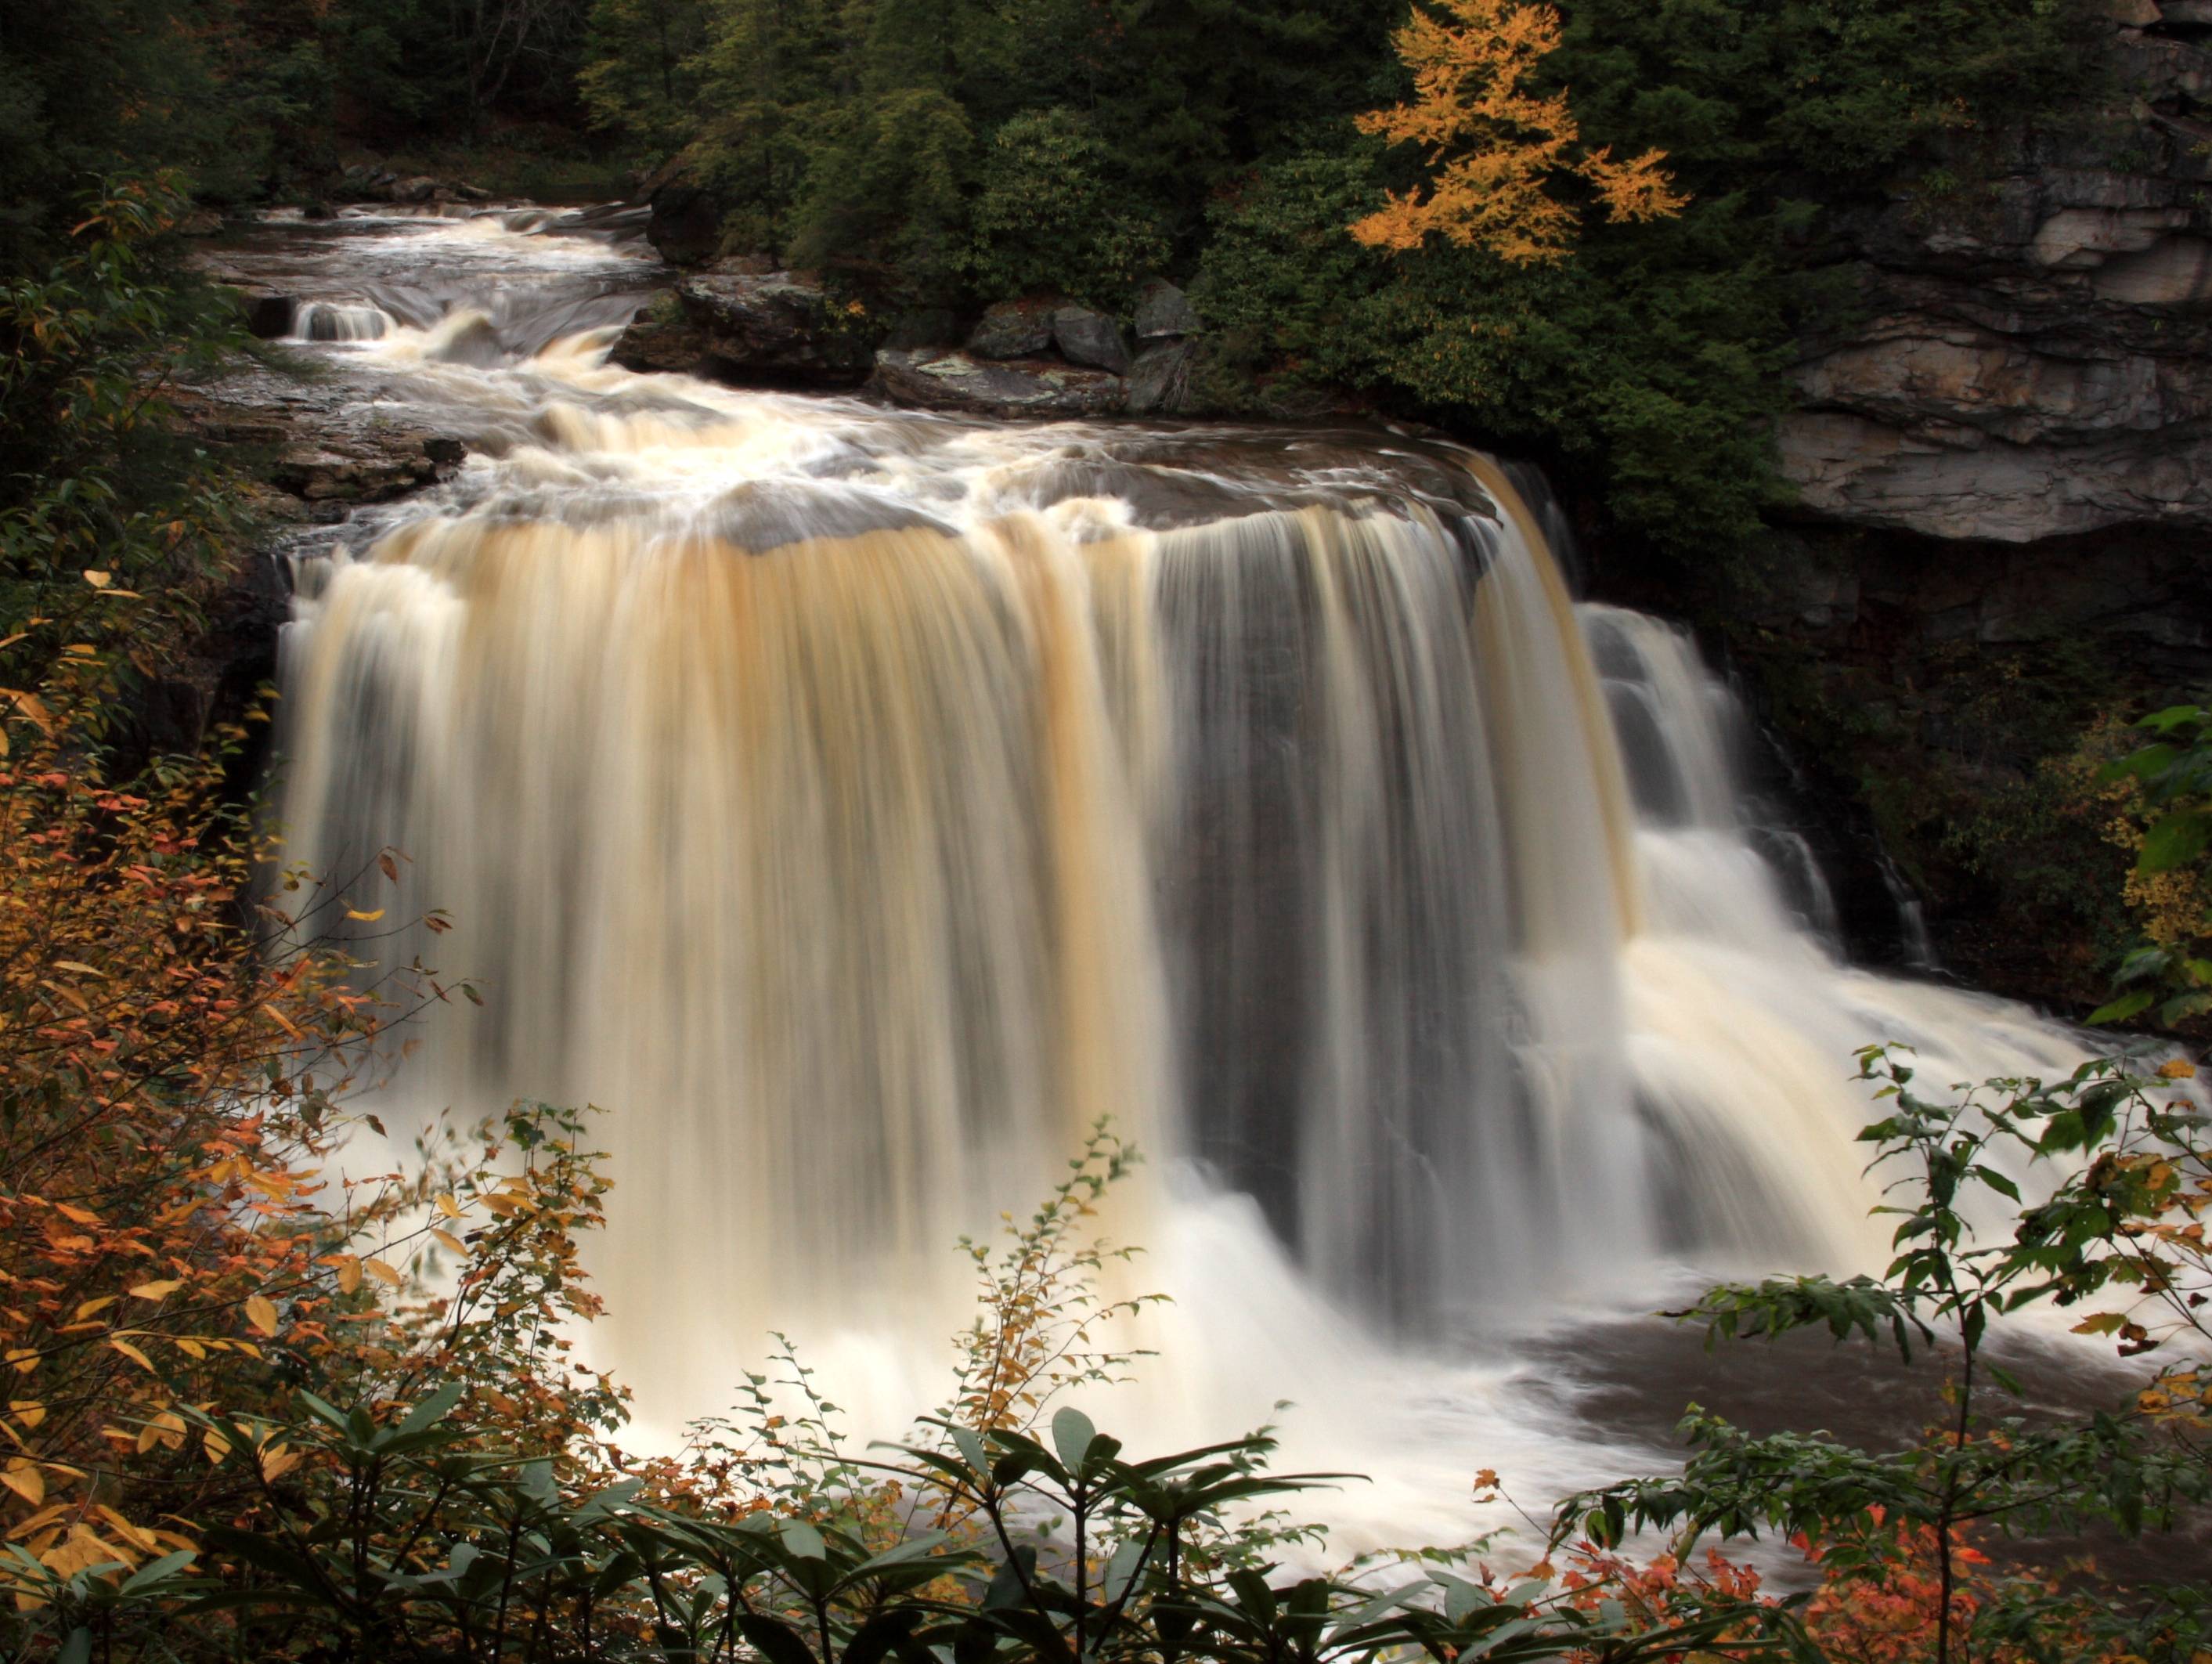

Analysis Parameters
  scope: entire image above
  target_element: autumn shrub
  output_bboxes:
[0,659,424,1608]
[1568,1047,2212,1664]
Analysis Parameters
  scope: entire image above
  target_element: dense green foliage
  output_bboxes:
[0,179,241,704]
[569,0,2096,553]
[0,0,601,262]
[0,0,2105,553]
[2095,705,2212,1030]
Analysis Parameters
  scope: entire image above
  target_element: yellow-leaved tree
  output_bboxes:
[1351,0,1685,264]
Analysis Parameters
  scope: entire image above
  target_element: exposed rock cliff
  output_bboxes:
[1781,1,2212,544]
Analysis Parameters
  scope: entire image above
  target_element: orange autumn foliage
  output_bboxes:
[1351,0,1684,265]
[0,666,410,1586]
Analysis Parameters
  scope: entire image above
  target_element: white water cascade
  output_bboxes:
[262,211,2132,1548]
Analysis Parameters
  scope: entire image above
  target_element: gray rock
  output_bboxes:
[169,358,467,506]
[675,267,875,387]
[1779,410,2212,542]
[609,299,709,376]
[967,298,1058,359]
[1126,340,1195,415]
[1052,305,1131,374]
[2093,234,2212,304]
[1135,280,1202,340]
[871,348,1125,418]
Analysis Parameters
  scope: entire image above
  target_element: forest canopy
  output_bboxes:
[0,0,2102,553]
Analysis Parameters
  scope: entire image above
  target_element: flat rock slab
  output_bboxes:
[872,348,1126,418]
[171,355,467,507]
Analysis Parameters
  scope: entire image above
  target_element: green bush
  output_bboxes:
[963,111,1168,309]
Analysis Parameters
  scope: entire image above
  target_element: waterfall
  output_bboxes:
[264,212,2133,1539]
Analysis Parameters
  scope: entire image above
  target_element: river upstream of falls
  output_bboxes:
[229,205,2185,1565]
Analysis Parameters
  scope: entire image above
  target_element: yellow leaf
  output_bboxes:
[363,1258,401,1287]
[72,1296,118,1322]
[430,1229,467,1255]
[435,1193,464,1219]
[244,1295,280,1337]
[334,1256,362,1296]
[106,1338,155,1373]
[81,570,112,590]
[1,1464,43,1507]
[345,908,386,923]
[9,1403,45,1432]
[203,1430,230,1467]
[2159,1059,2196,1080]
[128,1280,182,1302]
[50,962,103,978]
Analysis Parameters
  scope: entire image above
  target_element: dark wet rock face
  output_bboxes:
[1780,3,2212,543]
[615,264,874,388]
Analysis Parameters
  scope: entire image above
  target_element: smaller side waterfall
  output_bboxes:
[290,301,395,343]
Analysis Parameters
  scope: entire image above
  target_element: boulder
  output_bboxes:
[968,298,1058,359]
[1052,304,1131,374]
[1135,280,1202,340]
[609,299,710,376]
[673,266,875,387]
[871,348,1125,418]
[177,208,224,238]
[644,162,728,266]
[1126,341,1196,415]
